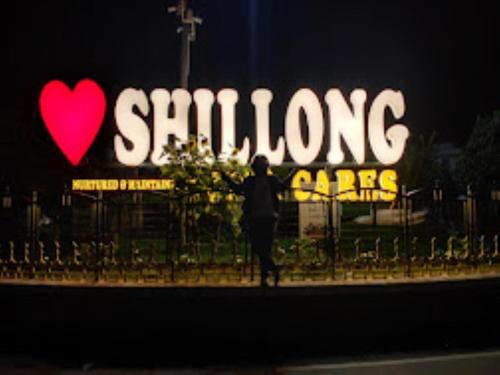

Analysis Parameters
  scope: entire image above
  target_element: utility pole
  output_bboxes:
[168,0,203,89]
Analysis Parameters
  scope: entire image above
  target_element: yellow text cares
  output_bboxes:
[291,169,398,202]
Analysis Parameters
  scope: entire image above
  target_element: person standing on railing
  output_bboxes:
[220,155,295,287]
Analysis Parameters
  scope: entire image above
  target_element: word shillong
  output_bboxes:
[114,88,410,166]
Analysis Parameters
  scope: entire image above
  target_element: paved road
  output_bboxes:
[280,350,500,375]
[2,350,500,374]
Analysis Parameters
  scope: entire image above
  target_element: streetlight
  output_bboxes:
[167,0,203,89]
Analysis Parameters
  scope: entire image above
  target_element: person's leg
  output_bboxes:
[249,220,269,286]
[266,218,280,286]
[255,218,279,286]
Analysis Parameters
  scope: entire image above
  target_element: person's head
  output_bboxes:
[251,154,269,176]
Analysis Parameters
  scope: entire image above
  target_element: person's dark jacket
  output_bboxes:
[222,173,294,225]
[228,175,284,218]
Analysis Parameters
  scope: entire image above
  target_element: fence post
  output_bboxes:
[1,186,13,248]
[393,237,400,262]
[402,185,411,277]
[332,181,341,239]
[433,180,443,218]
[61,185,72,257]
[371,202,377,226]
[95,190,103,282]
[493,235,499,259]
[430,237,437,261]
[327,185,336,280]
[464,185,476,256]
[28,191,39,259]
[165,197,175,282]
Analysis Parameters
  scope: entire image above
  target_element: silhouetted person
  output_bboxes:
[222,155,295,287]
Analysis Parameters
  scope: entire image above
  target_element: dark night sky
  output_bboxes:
[1,0,500,186]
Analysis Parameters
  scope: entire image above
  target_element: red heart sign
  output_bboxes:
[39,79,106,166]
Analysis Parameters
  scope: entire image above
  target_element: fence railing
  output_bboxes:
[1,234,500,284]
[0,183,500,284]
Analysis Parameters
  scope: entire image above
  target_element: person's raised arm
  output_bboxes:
[219,170,243,194]
[277,167,299,192]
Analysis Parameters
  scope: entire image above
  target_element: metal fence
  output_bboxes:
[0,183,499,284]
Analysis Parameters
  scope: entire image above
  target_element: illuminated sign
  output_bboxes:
[291,169,398,202]
[39,80,106,166]
[115,88,409,167]
[39,80,410,168]
[72,179,173,191]
[72,168,398,203]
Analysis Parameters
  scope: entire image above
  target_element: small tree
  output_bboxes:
[396,131,436,190]
[160,136,250,260]
[458,111,500,193]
